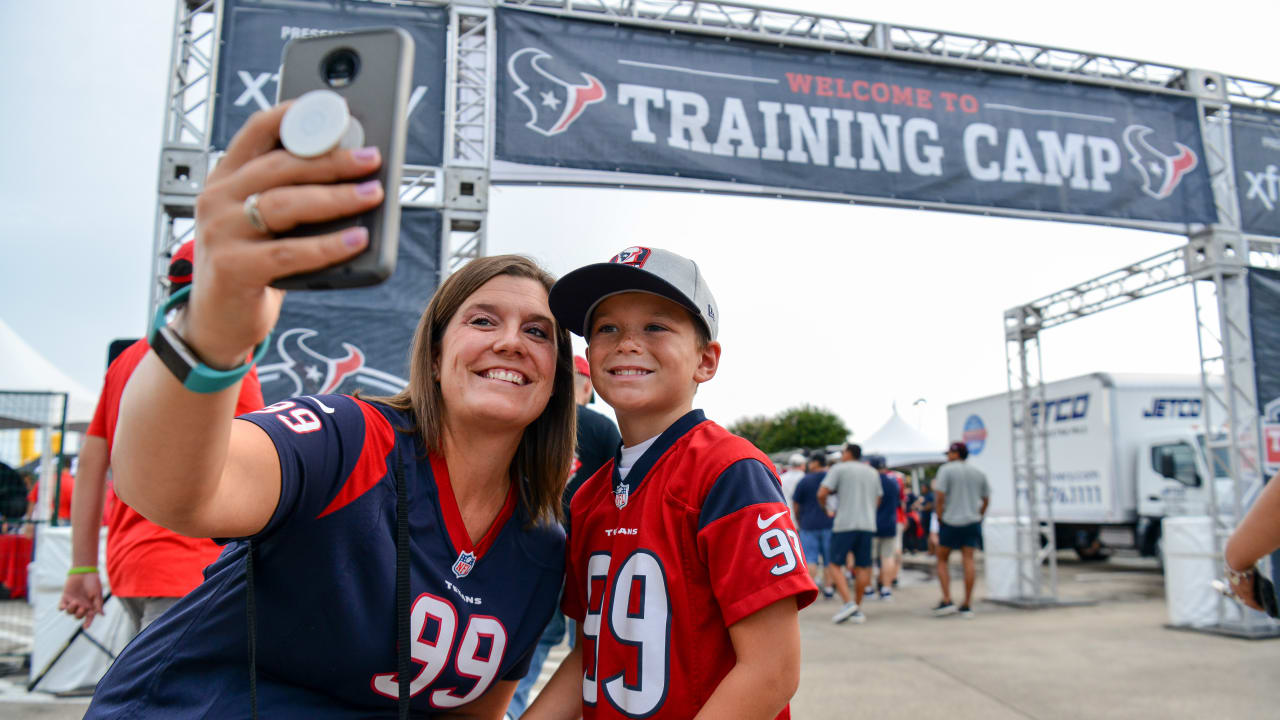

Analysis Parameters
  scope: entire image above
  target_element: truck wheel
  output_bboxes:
[1073,530,1110,562]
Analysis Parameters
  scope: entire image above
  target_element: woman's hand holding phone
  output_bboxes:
[182,104,384,369]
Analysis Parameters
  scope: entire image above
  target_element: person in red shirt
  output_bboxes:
[26,468,75,523]
[58,242,264,632]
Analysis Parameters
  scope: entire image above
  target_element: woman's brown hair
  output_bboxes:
[373,255,576,527]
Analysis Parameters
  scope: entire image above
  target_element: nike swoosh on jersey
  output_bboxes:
[756,510,787,529]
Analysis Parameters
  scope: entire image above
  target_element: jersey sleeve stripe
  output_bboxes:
[696,458,787,532]
[316,399,395,519]
[720,573,820,627]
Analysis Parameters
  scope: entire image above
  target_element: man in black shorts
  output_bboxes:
[933,442,990,618]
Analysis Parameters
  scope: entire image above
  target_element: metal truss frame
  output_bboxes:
[149,0,219,323]
[1002,319,1058,604]
[496,0,1279,110]
[149,0,490,319]
[154,0,1280,302]
[1000,100,1278,629]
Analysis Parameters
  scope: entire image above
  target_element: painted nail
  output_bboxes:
[355,180,381,197]
[342,227,368,248]
[352,146,379,162]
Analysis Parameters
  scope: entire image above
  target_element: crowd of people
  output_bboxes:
[787,440,990,624]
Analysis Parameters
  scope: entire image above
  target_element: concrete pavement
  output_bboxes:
[791,554,1280,718]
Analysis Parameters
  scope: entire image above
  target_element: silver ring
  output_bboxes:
[243,192,270,233]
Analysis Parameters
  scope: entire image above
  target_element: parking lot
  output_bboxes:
[1,552,1277,718]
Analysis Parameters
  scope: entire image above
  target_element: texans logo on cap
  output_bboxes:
[610,247,651,268]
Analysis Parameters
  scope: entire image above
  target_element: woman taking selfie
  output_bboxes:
[86,104,575,718]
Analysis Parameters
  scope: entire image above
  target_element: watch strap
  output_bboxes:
[149,286,272,394]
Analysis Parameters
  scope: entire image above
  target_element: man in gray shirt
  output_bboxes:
[933,442,991,618]
[818,443,882,624]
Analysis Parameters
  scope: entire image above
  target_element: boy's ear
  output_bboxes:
[693,341,721,384]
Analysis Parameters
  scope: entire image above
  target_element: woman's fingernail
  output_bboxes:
[352,146,379,162]
[342,227,368,248]
[355,180,381,197]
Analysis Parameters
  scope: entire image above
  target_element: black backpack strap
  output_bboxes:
[247,457,409,719]
[396,455,410,719]
[247,539,258,720]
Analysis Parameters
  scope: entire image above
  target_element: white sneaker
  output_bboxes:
[832,602,860,624]
[879,589,894,602]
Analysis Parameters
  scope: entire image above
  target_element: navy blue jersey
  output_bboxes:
[87,395,565,718]
[876,472,902,537]
[791,471,833,531]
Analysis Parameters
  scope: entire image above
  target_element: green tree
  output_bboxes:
[758,405,849,454]
[727,415,773,449]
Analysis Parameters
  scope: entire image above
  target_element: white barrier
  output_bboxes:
[29,526,133,694]
[1160,516,1251,628]
[982,516,1032,600]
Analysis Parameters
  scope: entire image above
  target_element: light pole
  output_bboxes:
[912,398,927,431]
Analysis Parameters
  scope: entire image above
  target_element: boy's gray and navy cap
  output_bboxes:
[550,246,719,341]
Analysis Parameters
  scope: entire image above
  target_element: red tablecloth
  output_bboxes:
[0,535,32,599]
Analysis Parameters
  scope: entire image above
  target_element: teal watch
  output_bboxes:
[149,286,271,394]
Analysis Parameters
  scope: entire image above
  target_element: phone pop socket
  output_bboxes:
[280,89,365,158]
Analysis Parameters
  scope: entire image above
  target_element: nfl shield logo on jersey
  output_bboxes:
[614,482,630,509]
[452,551,477,579]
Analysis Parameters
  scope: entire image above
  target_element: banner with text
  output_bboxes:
[495,9,1215,226]
[1232,107,1280,238]
[1249,267,1280,475]
[213,0,447,166]
[255,208,440,404]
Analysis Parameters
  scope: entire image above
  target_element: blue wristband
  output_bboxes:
[148,286,271,394]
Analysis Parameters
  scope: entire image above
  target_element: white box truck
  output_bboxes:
[946,373,1236,560]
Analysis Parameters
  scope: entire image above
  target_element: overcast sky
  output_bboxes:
[2,0,1275,447]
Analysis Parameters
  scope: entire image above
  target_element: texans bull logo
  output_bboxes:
[1123,125,1198,200]
[507,47,606,137]
[256,328,407,401]
[610,246,651,268]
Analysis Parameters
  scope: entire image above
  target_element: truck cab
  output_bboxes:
[1138,434,1214,518]
[1135,433,1236,556]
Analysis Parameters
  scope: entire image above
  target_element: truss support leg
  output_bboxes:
[1183,231,1279,638]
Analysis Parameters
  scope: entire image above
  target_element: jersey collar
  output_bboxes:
[612,409,707,502]
[429,453,517,559]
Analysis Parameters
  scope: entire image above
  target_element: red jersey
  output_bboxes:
[562,411,817,719]
[888,470,907,525]
[28,469,74,521]
[86,339,264,597]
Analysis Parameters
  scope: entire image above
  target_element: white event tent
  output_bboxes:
[862,410,947,469]
[0,316,98,432]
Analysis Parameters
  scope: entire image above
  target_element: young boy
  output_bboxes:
[528,246,817,719]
